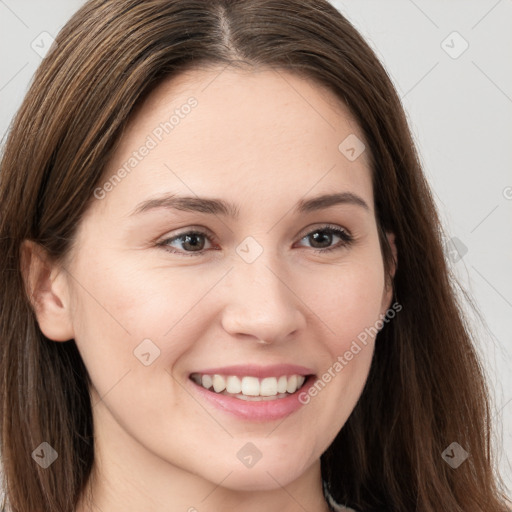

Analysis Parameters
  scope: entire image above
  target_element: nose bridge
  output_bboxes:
[220,245,305,343]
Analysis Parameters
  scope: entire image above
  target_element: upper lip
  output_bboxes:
[190,364,315,379]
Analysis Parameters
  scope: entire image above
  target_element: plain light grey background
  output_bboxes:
[1,0,511,493]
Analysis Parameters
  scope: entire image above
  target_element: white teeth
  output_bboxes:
[241,376,260,396]
[212,374,226,393]
[277,375,288,394]
[286,375,298,393]
[260,377,278,396]
[226,375,242,394]
[192,373,308,398]
[201,374,213,389]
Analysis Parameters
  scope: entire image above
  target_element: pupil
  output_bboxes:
[184,234,203,251]
[311,231,331,248]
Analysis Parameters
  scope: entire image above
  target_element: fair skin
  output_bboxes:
[22,66,396,512]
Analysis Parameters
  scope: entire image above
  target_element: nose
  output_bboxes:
[220,257,307,345]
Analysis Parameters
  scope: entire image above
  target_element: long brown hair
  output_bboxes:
[0,1,509,510]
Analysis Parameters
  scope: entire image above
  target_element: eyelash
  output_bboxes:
[156,224,354,257]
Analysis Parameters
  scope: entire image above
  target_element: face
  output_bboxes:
[35,67,396,492]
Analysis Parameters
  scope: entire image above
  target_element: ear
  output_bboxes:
[386,231,397,279]
[380,231,397,314]
[20,240,75,342]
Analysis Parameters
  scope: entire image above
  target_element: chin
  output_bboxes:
[217,467,302,492]
[208,452,310,492]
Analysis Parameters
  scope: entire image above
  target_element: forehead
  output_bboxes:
[91,66,373,221]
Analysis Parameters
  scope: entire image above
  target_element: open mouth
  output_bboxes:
[189,373,313,401]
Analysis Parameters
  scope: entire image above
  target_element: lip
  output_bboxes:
[187,365,316,422]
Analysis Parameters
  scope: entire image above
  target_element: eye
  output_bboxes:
[157,229,216,256]
[295,224,353,253]
[157,224,353,257]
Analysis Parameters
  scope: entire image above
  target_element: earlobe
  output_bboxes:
[20,240,75,342]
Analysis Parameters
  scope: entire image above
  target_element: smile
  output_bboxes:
[190,373,307,400]
[187,365,316,421]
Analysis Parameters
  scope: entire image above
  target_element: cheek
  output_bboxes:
[67,250,216,403]
[71,247,218,343]
[301,255,385,412]
[307,256,386,351]
[68,255,214,437]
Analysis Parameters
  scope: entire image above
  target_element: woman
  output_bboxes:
[0,1,510,511]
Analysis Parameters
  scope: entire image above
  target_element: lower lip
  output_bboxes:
[188,376,315,422]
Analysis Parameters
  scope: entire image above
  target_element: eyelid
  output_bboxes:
[296,222,352,240]
[158,223,352,243]
[157,225,217,243]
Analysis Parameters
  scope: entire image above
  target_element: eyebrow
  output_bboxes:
[128,191,370,219]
